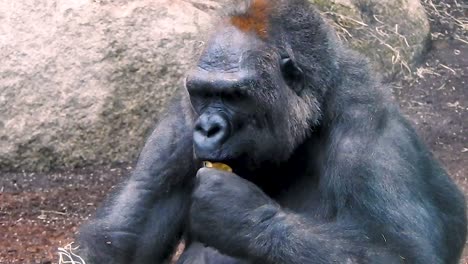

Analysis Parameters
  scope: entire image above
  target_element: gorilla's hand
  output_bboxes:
[190,168,279,258]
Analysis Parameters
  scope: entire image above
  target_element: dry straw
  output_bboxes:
[58,243,86,264]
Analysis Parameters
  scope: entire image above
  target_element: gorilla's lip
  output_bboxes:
[198,154,252,174]
[195,152,239,168]
[198,156,236,165]
[195,150,224,161]
[194,146,249,172]
[194,146,233,161]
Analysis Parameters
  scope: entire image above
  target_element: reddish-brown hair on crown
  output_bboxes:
[230,0,271,38]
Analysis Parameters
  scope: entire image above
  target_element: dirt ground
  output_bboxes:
[1,1,467,263]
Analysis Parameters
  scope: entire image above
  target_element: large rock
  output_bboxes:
[0,0,220,171]
[0,0,430,171]
[311,0,430,80]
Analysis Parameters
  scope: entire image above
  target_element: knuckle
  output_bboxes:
[196,167,210,177]
[197,168,224,184]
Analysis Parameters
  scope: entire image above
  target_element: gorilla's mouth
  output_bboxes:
[194,140,245,161]
[196,150,248,174]
[212,154,262,177]
[195,148,231,162]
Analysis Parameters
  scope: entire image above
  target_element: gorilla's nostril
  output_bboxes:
[195,123,207,136]
[206,125,221,138]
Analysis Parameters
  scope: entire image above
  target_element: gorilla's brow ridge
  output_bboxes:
[230,0,271,38]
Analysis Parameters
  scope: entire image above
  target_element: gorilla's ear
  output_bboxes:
[280,57,304,94]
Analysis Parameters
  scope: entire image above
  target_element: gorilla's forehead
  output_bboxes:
[198,26,266,72]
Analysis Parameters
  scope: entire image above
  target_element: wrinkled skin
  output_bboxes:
[76,0,467,264]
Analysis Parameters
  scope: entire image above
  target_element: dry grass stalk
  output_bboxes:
[58,243,86,264]
[321,8,414,78]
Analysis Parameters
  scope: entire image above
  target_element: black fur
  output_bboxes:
[77,0,466,263]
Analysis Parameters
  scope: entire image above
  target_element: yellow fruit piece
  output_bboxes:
[203,161,233,172]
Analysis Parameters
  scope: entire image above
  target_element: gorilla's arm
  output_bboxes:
[191,166,441,264]
[190,170,409,264]
[77,97,196,264]
[190,113,448,264]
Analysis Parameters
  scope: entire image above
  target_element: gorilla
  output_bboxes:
[76,0,467,263]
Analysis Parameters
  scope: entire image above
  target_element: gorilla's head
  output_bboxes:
[185,0,340,170]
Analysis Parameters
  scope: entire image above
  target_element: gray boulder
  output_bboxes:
[0,0,219,171]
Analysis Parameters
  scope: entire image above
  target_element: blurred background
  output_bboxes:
[0,0,466,263]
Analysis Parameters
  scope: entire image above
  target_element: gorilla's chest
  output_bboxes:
[254,170,330,220]
[276,178,328,217]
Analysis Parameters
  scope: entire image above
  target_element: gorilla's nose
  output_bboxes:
[194,113,230,152]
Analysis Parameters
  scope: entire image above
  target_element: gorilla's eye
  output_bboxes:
[222,89,245,102]
[280,57,304,94]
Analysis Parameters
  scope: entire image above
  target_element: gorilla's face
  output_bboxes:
[186,25,317,170]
